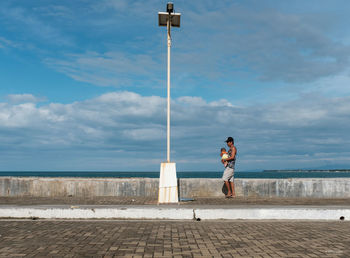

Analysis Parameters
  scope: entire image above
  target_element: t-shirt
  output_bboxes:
[227,147,236,169]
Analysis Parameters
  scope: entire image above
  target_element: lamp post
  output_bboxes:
[158,3,181,204]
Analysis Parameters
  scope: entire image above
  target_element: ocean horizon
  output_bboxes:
[1,170,350,179]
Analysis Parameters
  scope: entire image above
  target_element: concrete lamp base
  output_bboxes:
[158,162,178,204]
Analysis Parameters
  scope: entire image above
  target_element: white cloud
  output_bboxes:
[173,1,350,84]
[44,52,161,87]
[0,37,19,49]
[0,4,73,47]
[6,94,46,104]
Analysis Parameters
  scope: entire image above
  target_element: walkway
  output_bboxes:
[0,220,348,257]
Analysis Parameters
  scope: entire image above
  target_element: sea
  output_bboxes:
[1,170,350,178]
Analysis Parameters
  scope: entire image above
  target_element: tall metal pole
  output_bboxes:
[167,17,171,163]
[158,4,180,204]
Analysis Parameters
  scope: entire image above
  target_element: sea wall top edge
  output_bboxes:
[1,177,350,181]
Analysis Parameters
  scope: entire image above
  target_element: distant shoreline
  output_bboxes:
[263,169,350,173]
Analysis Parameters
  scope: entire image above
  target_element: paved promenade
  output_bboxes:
[0,196,350,256]
[0,219,349,257]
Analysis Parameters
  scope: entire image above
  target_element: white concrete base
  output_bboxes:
[158,162,178,203]
[0,205,349,220]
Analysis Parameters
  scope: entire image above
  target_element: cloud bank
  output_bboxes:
[1,91,349,171]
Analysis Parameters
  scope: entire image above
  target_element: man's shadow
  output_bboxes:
[222,183,228,195]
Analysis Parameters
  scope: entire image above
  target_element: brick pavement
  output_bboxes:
[0,220,349,257]
[2,196,350,206]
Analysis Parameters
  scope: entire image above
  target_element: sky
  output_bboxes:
[1,0,350,172]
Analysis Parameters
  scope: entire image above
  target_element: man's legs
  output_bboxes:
[230,181,235,197]
[224,181,232,196]
[222,167,234,197]
[225,181,232,196]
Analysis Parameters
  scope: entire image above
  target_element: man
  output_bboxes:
[222,137,237,198]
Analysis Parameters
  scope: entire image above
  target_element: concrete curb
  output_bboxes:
[195,207,350,220]
[0,206,194,220]
[0,205,349,220]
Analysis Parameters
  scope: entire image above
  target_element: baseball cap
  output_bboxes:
[225,137,234,143]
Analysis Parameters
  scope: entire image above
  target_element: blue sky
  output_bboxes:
[1,0,350,171]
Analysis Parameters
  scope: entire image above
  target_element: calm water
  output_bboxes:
[1,170,350,178]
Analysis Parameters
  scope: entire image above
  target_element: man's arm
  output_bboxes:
[224,146,236,161]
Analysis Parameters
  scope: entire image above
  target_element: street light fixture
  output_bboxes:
[167,2,173,13]
[158,3,181,204]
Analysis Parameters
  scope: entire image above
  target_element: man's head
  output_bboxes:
[225,136,234,147]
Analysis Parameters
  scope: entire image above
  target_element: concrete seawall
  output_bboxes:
[1,177,350,198]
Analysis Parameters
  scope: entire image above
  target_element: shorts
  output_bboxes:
[222,167,234,182]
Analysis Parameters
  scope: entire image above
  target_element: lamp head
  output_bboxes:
[167,2,174,14]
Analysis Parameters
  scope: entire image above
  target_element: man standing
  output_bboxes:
[222,137,237,198]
